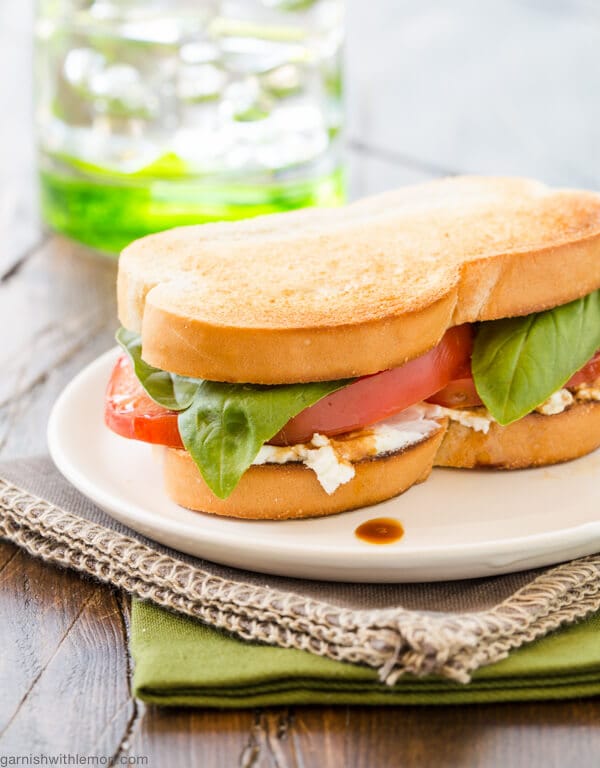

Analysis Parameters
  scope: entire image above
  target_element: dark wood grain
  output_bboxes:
[295,703,600,768]
[128,707,307,768]
[123,699,600,768]
[0,237,117,457]
[0,544,133,755]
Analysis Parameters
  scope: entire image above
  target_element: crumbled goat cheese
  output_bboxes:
[253,405,442,495]
[422,403,493,434]
[432,381,600,432]
[535,389,574,415]
[573,383,600,403]
[254,438,356,495]
[302,441,355,494]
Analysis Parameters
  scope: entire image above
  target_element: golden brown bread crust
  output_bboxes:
[434,401,600,469]
[141,294,457,383]
[118,176,600,383]
[163,427,446,520]
[453,232,600,323]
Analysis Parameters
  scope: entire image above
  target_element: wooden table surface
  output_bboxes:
[2,2,600,766]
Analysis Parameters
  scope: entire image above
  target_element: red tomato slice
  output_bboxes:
[427,349,600,409]
[271,325,473,445]
[105,325,473,448]
[566,350,600,387]
[105,341,600,450]
[426,377,483,408]
[105,355,184,448]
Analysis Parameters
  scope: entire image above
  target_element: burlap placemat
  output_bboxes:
[1,456,599,684]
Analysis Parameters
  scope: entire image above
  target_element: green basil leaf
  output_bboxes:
[472,290,600,425]
[116,327,197,410]
[178,378,351,499]
[117,327,353,499]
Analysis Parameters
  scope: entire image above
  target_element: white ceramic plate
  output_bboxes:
[47,348,600,583]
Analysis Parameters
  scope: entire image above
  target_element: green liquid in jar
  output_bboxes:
[40,154,344,255]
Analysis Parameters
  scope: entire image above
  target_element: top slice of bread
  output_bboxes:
[118,176,600,383]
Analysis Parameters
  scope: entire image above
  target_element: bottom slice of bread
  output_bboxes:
[162,401,600,519]
[163,426,446,520]
[435,400,600,469]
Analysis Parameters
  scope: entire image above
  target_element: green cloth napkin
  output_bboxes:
[131,601,600,707]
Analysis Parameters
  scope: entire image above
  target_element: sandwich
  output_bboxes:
[105,176,600,519]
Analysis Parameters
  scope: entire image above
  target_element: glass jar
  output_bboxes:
[35,0,345,253]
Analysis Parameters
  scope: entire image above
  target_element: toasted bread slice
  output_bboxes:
[434,400,600,469]
[118,176,600,383]
[163,426,445,520]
